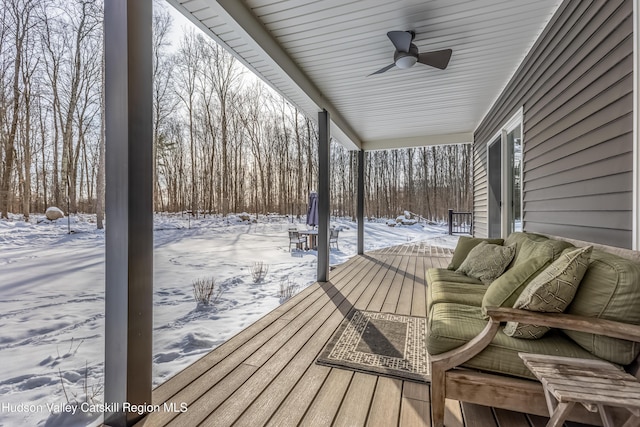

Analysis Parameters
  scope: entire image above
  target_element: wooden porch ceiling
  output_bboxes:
[135,243,589,427]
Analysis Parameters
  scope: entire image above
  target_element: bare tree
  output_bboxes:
[0,0,473,225]
[0,0,39,218]
[152,2,176,212]
[174,30,202,217]
[207,42,242,216]
[18,32,40,220]
[40,0,101,214]
[95,66,104,228]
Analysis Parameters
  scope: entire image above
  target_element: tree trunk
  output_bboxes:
[21,85,32,220]
[0,0,28,218]
[96,109,105,228]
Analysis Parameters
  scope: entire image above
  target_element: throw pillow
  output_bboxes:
[448,236,504,270]
[457,241,515,285]
[481,256,550,319]
[504,246,592,339]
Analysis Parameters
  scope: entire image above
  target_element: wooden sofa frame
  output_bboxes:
[430,306,640,427]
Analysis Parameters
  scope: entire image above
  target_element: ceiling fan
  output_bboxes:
[369,30,452,75]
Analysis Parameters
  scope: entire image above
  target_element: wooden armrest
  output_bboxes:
[485,307,640,342]
[430,318,501,371]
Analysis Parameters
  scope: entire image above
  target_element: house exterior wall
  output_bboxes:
[473,0,633,248]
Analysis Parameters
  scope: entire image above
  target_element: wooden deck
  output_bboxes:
[136,243,583,427]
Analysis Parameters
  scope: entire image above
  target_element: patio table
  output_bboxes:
[519,353,640,427]
[299,230,318,250]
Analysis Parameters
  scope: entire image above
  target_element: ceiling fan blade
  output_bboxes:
[418,49,453,70]
[387,31,412,52]
[368,63,396,76]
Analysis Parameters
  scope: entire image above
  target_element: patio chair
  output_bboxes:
[288,230,306,251]
[329,228,339,250]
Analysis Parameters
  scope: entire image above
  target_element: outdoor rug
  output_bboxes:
[316,310,430,383]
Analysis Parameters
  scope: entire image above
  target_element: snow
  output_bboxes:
[0,213,457,426]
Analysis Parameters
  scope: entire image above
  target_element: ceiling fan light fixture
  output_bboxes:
[395,55,417,69]
[368,30,452,76]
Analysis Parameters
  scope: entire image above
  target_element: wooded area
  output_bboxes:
[0,0,472,226]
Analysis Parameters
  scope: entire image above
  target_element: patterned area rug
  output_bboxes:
[317,310,430,383]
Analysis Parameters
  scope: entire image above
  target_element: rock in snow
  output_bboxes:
[45,207,64,221]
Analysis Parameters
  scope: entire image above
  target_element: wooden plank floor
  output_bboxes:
[135,243,579,427]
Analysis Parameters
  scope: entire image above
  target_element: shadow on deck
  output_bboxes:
[134,243,583,427]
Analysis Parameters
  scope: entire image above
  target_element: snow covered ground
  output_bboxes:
[0,212,457,426]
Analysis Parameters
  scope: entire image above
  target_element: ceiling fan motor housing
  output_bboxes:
[368,31,451,75]
[394,44,419,69]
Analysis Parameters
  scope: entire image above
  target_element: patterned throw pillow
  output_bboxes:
[447,236,504,270]
[504,246,592,339]
[481,256,550,319]
[457,241,515,285]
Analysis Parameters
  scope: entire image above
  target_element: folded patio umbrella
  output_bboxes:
[307,192,319,228]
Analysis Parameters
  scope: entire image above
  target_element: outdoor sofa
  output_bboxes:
[426,232,640,427]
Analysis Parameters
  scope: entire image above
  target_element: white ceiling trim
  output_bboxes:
[206,0,363,150]
[363,132,474,151]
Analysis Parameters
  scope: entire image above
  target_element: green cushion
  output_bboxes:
[448,236,504,270]
[426,268,483,286]
[504,232,573,269]
[504,231,550,247]
[481,256,550,319]
[427,303,605,379]
[504,246,592,339]
[428,282,486,313]
[565,249,640,365]
[457,242,515,285]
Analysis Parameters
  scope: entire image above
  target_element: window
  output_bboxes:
[507,123,523,233]
[487,109,523,238]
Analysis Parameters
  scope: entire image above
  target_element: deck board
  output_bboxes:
[201,258,385,426]
[493,408,531,427]
[400,381,431,427]
[333,372,377,427]
[396,253,416,315]
[380,254,407,313]
[367,376,403,426]
[135,242,562,427]
[299,368,354,426]
[445,399,465,427]
[462,402,498,427]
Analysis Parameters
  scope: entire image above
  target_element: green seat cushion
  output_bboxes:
[448,236,504,270]
[504,246,592,339]
[427,303,604,379]
[426,268,483,286]
[564,249,640,365]
[428,282,486,313]
[504,232,573,269]
[482,256,550,318]
[457,242,515,285]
